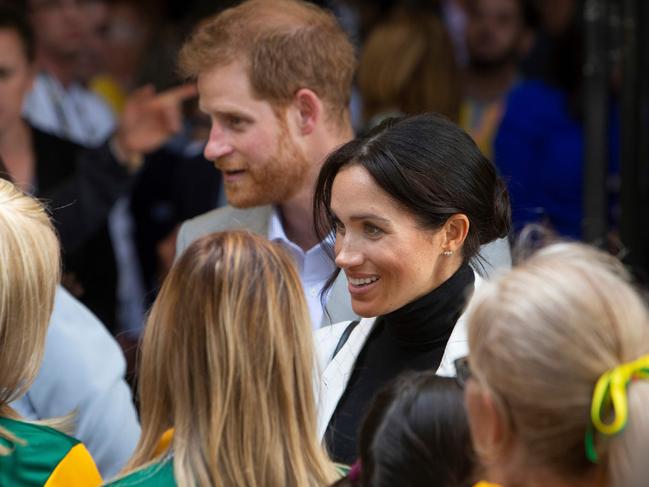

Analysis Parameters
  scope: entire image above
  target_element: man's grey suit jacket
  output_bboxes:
[175,205,358,326]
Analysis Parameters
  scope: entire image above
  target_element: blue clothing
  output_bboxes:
[12,287,140,478]
[494,80,619,239]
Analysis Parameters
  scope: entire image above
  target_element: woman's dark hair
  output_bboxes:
[314,113,510,270]
[0,3,35,62]
[331,372,476,487]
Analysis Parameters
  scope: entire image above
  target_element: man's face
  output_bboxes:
[198,61,310,208]
[465,0,526,70]
[29,0,90,60]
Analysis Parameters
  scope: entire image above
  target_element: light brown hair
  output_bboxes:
[357,10,460,125]
[0,179,60,453]
[178,0,356,126]
[467,243,649,487]
[126,231,336,487]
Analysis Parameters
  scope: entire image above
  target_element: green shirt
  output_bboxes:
[104,458,175,486]
[0,417,101,486]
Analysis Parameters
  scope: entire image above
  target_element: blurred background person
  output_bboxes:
[357,5,460,130]
[24,0,115,146]
[459,0,536,159]
[2,1,196,336]
[493,0,620,240]
[106,232,338,486]
[75,0,110,90]
[465,243,649,487]
[89,0,156,114]
[0,3,123,330]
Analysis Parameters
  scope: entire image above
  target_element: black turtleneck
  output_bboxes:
[324,263,475,465]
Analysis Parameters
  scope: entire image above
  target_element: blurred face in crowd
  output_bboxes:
[28,0,90,60]
[465,0,528,69]
[0,28,34,136]
[103,2,151,83]
[331,165,449,317]
[75,0,109,83]
[199,61,310,208]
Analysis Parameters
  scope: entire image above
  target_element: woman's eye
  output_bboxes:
[364,223,383,237]
[334,219,346,234]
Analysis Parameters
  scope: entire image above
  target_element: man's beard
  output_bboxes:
[225,134,311,209]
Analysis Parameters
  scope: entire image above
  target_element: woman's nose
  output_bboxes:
[335,237,364,269]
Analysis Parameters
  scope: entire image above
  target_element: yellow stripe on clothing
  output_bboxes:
[153,429,174,458]
[44,443,102,487]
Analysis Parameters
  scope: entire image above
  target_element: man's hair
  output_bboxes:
[178,0,356,124]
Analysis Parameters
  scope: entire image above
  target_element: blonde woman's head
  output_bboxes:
[0,179,59,412]
[130,230,334,487]
[465,242,649,487]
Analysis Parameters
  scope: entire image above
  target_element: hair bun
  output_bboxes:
[489,177,511,241]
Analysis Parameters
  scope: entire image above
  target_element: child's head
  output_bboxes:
[337,371,475,487]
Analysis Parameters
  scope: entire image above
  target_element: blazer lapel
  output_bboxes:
[317,317,376,439]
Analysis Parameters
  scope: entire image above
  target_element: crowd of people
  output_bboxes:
[0,0,645,486]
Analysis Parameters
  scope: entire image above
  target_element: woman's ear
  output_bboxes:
[442,214,470,253]
[291,88,322,136]
[465,380,510,465]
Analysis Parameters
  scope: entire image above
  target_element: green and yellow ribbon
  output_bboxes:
[585,354,649,463]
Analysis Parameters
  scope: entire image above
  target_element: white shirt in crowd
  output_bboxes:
[23,72,116,147]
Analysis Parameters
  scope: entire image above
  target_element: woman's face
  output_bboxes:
[331,164,451,317]
[0,29,34,136]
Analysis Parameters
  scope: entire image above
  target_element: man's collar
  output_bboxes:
[267,206,289,244]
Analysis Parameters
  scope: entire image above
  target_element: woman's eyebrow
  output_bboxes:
[349,214,391,225]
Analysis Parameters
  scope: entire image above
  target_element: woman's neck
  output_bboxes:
[0,119,35,191]
[382,262,474,349]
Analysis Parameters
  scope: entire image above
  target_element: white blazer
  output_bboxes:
[314,273,483,440]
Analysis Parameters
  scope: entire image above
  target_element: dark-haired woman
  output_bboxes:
[314,113,511,464]
[331,372,476,487]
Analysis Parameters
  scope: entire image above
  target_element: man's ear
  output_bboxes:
[291,88,322,136]
[442,214,470,253]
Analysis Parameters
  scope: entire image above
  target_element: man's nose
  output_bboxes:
[203,124,233,161]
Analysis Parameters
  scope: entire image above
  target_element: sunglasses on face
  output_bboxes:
[454,356,472,388]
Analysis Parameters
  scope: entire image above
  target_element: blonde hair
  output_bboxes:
[0,179,60,452]
[358,10,460,124]
[467,242,649,487]
[178,0,356,127]
[127,231,336,487]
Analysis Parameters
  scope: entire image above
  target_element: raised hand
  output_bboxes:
[112,83,198,170]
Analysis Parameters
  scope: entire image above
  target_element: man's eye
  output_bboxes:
[226,116,245,128]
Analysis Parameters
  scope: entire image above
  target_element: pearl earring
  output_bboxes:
[442,250,454,256]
